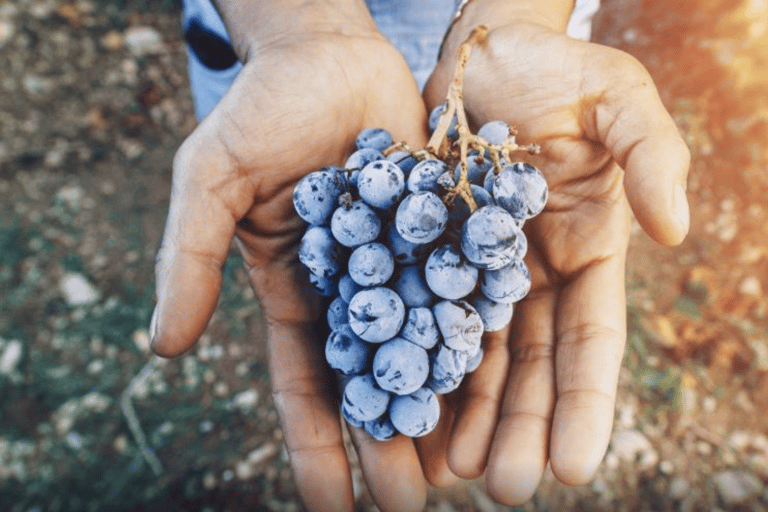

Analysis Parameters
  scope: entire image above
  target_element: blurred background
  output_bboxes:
[0,0,766,510]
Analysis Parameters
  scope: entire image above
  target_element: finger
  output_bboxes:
[349,427,427,512]
[268,319,355,512]
[151,129,255,357]
[585,49,691,247]
[549,254,627,486]
[445,327,510,479]
[486,281,557,506]
[414,395,462,488]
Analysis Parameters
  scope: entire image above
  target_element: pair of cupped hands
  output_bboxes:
[149,7,690,511]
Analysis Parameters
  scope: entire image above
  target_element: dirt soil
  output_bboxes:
[1,0,767,511]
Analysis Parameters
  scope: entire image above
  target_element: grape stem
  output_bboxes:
[423,25,541,212]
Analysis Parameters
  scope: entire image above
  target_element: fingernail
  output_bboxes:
[674,183,690,235]
[149,306,159,343]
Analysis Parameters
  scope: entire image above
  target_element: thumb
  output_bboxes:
[151,124,254,357]
[586,49,691,247]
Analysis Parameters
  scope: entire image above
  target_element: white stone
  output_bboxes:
[247,444,278,466]
[124,26,165,56]
[0,339,23,374]
[610,429,659,470]
[711,470,764,507]
[0,20,13,46]
[60,273,99,306]
[668,477,690,500]
[232,389,259,411]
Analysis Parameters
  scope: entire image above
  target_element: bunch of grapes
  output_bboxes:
[291,26,548,440]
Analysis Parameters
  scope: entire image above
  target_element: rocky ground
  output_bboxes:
[1,0,767,511]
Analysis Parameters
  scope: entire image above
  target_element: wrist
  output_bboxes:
[213,0,381,60]
[442,0,574,59]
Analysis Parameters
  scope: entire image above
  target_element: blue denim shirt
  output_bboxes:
[182,0,599,120]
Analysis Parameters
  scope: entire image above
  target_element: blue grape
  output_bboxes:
[373,337,429,395]
[395,191,448,244]
[389,387,440,437]
[364,414,397,441]
[298,226,344,277]
[428,102,458,139]
[514,228,528,261]
[492,162,548,220]
[428,343,467,395]
[356,127,394,152]
[477,120,510,146]
[327,296,349,331]
[330,200,381,247]
[465,346,484,373]
[387,151,419,176]
[407,159,448,194]
[338,274,362,304]
[391,266,433,308]
[348,287,405,343]
[348,242,394,287]
[358,160,406,210]
[386,223,430,265]
[470,295,514,332]
[345,147,384,171]
[343,373,390,423]
[460,205,519,270]
[432,300,484,353]
[424,244,478,300]
[293,168,347,225]
[454,152,492,185]
[342,403,364,428]
[481,259,531,304]
[448,184,494,231]
[308,272,338,297]
[400,307,440,350]
[326,324,374,375]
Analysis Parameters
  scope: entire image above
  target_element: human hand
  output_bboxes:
[422,14,690,506]
[149,3,434,510]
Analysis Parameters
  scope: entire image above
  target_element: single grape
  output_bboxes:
[342,402,364,428]
[428,343,467,395]
[470,295,514,332]
[292,168,347,225]
[358,160,406,210]
[343,373,390,423]
[387,151,419,176]
[460,205,519,270]
[395,191,448,244]
[386,223,430,265]
[373,337,430,395]
[454,152,492,185]
[424,244,479,300]
[298,225,344,277]
[330,200,381,247]
[465,346,484,373]
[348,287,405,343]
[364,414,397,441]
[389,387,440,437]
[477,120,511,146]
[480,259,532,304]
[428,102,458,139]
[514,228,528,261]
[327,296,349,331]
[407,159,448,194]
[348,242,394,287]
[432,300,484,353]
[308,272,338,297]
[492,162,548,220]
[338,274,362,304]
[326,324,374,376]
[356,127,394,152]
[399,307,440,350]
[391,266,433,308]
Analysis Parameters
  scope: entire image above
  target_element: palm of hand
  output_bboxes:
[152,34,432,512]
[422,23,689,505]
